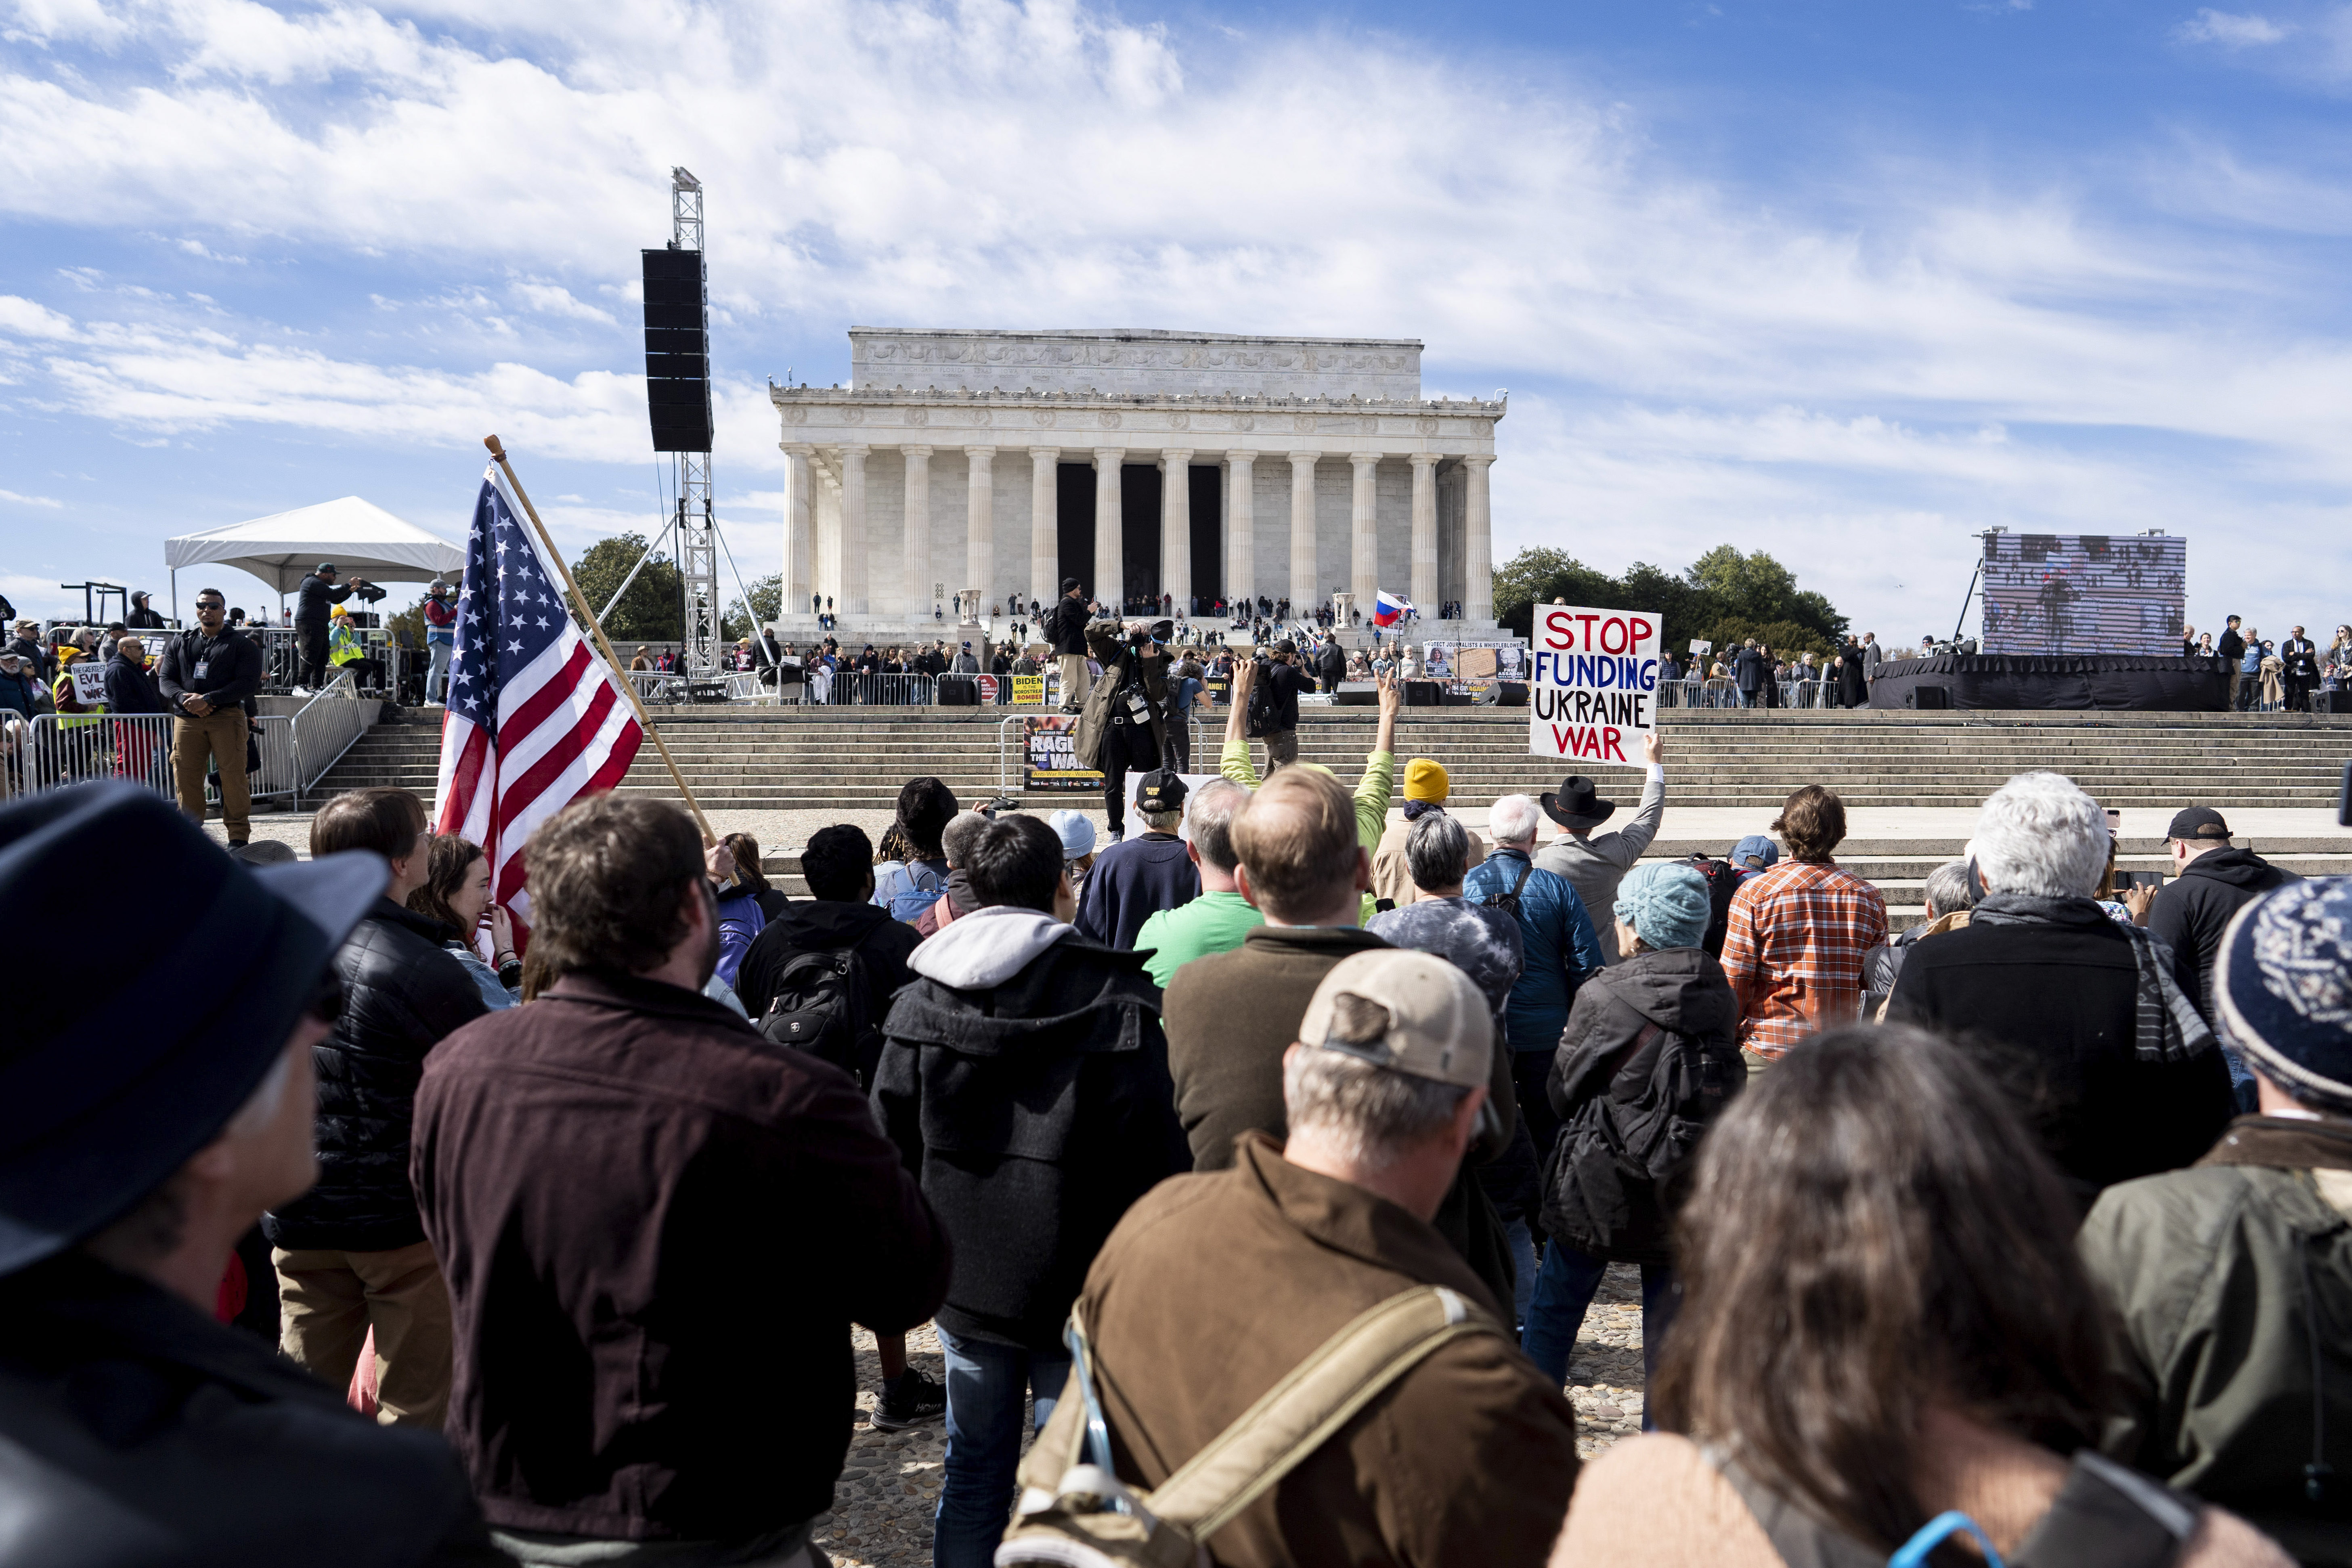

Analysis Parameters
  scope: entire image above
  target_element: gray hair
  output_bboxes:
[1923,861,1974,919]
[1405,811,1472,891]
[940,810,991,869]
[1488,793,1543,847]
[1973,772,2108,898]
[1141,808,1184,834]
[1282,1047,1469,1172]
[1185,778,1249,873]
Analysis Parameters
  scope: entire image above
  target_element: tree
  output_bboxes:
[386,595,426,647]
[1489,543,1848,658]
[568,534,682,642]
[722,573,782,642]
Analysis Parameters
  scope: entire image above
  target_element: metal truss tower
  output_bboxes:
[670,167,720,676]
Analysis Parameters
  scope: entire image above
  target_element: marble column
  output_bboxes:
[1161,448,1193,616]
[1029,447,1059,610]
[815,466,842,612]
[1287,451,1319,615]
[1463,453,1494,623]
[964,446,996,605]
[1348,452,1381,612]
[1094,448,1124,606]
[837,446,869,615]
[780,442,813,613]
[1226,451,1257,612]
[900,445,933,623]
[1409,453,1439,614]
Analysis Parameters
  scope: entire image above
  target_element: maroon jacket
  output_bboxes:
[412,971,950,1541]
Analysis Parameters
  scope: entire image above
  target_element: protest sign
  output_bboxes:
[1010,674,1046,705]
[71,665,108,706]
[1529,604,1660,765]
[1023,714,1102,791]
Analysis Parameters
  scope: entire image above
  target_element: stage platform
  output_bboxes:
[1871,653,2231,712]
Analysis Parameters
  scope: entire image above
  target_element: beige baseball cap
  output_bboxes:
[1297,949,1493,1090]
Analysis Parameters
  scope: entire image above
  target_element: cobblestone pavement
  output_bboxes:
[818,1267,1645,1567]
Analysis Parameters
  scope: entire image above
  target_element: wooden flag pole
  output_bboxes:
[484,434,719,846]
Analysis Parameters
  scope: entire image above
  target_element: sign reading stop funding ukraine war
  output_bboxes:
[1530,604,1661,765]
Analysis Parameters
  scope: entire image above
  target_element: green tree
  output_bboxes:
[568,534,683,642]
[722,573,782,642]
[1489,543,1848,658]
[386,595,426,647]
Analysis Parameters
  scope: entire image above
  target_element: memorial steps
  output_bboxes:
[320,705,2346,811]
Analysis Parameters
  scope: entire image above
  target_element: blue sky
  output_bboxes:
[3,0,2347,641]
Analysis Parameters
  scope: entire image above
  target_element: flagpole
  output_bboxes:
[484,434,719,846]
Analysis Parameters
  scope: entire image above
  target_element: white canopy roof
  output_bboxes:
[164,497,466,594]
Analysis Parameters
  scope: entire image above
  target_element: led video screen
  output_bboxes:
[1979,534,2186,657]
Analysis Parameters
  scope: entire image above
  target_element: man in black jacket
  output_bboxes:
[874,813,1189,1568]
[2149,806,2300,1023]
[1043,577,1092,712]
[2282,625,2321,713]
[1889,772,2232,1202]
[2216,615,2247,709]
[124,589,166,629]
[0,783,502,1568]
[294,562,369,689]
[737,823,920,1089]
[1315,636,1346,694]
[266,786,486,1428]
[415,795,947,1564]
[156,588,264,844]
[1074,768,1199,950]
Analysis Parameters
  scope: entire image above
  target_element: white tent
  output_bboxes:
[164,497,467,609]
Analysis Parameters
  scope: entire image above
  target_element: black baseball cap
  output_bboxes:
[1136,769,1189,815]
[317,562,337,574]
[2167,807,2231,843]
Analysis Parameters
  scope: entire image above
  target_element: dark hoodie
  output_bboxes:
[1541,945,1742,1264]
[873,907,1191,1350]
[2149,847,2300,1019]
[736,898,922,1087]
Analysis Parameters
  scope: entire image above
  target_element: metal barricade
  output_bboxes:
[288,673,367,798]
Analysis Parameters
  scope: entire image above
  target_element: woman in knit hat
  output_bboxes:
[1370,756,1487,909]
[1520,859,1743,1412]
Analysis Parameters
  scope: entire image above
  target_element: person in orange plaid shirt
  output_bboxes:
[1718,786,1887,1065]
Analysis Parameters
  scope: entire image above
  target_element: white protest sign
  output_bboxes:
[71,665,108,706]
[1529,604,1661,765]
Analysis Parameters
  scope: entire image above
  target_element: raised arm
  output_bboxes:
[1222,657,1262,788]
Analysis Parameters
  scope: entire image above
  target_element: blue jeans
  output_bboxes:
[933,1329,1071,1568]
[1520,1241,1678,1429]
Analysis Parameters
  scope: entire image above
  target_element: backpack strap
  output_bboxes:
[2010,1450,2196,1568]
[1063,1286,1499,1544]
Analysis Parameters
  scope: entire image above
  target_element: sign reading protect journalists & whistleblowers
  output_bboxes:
[1529,604,1660,765]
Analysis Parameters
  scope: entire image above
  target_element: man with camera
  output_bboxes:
[293,563,377,691]
[1044,578,1092,713]
[1073,616,1173,844]
[1238,639,1309,772]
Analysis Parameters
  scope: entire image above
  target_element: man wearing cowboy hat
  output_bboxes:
[0,784,500,1565]
[1534,731,1667,964]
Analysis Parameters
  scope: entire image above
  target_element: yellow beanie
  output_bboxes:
[1403,758,1450,803]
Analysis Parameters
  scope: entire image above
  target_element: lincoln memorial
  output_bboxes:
[769,327,1503,633]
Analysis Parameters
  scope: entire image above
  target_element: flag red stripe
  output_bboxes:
[493,680,620,836]
[435,721,490,834]
[496,641,594,756]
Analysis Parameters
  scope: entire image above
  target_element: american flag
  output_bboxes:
[433,463,644,943]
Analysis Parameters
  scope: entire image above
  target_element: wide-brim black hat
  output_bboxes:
[1540,775,1617,829]
[0,784,384,1275]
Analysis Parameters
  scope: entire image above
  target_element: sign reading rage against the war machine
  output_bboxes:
[1529,604,1661,765]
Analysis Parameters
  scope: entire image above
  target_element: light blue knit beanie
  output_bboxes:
[1613,861,1712,951]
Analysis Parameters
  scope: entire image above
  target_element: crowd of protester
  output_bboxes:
[9,611,2352,1568]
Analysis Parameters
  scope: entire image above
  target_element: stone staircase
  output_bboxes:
[317,706,2352,813]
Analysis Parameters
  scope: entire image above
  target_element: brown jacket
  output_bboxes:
[1371,812,1487,910]
[1076,1134,1581,1568]
[1555,1414,2288,1568]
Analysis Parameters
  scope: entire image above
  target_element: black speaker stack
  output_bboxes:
[641,248,713,453]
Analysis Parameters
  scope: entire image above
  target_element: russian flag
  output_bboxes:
[1373,590,1413,627]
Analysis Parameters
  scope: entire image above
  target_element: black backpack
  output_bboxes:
[757,945,877,1078]
[1686,854,1740,957]
[1246,663,1284,738]
[1541,1019,1739,1260]
[1482,859,1536,920]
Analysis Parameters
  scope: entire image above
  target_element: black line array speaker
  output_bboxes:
[1907,685,1952,709]
[642,248,712,453]
[1404,680,1441,707]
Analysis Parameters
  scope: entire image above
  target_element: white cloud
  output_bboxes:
[0,488,63,507]
[511,281,616,325]
[2176,9,2291,46]
[0,294,77,339]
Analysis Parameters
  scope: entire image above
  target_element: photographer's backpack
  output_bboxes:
[1245,662,1282,739]
[1685,853,1741,957]
[756,945,877,1078]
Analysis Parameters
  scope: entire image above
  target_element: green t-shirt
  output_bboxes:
[1137,890,1266,991]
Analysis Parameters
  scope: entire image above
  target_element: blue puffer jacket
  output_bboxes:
[1462,848,1605,1053]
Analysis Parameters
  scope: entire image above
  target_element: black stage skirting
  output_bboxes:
[1870,654,2230,712]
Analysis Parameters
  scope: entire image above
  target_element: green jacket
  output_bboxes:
[2079,1115,2352,1564]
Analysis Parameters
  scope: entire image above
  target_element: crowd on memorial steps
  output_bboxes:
[11,597,2352,1568]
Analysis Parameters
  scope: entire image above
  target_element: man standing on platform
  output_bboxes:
[2217,616,2247,710]
[2283,625,2320,713]
[293,562,367,691]
[1860,631,1882,697]
[1046,578,1092,713]
[423,581,457,706]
